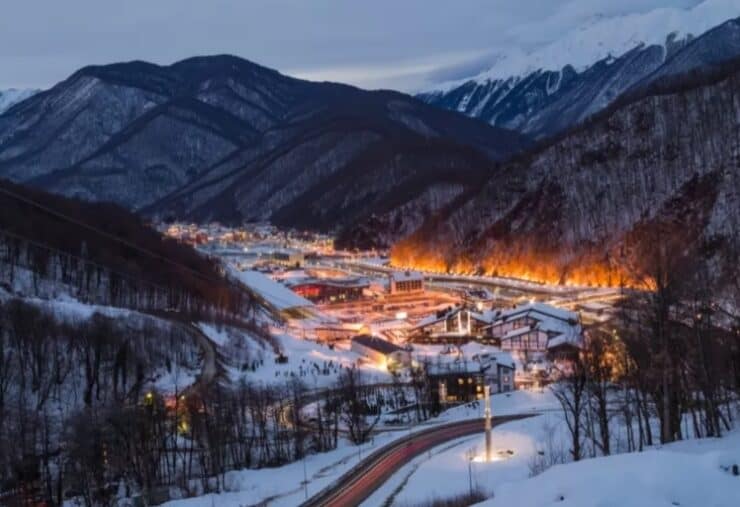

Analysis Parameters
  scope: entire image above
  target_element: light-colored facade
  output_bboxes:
[388,271,424,294]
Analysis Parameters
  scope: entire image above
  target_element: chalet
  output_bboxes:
[425,350,515,410]
[429,366,484,410]
[410,306,494,344]
[488,303,582,355]
[473,351,516,394]
[351,335,410,369]
[388,271,424,294]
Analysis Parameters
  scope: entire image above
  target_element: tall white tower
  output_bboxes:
[484,385,492,461]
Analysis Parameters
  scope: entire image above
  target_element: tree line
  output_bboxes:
[0,179,248,316]
[552,232,740,466]
[0,298,425,506]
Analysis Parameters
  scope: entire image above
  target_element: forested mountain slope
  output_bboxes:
[0,55,528,240]
[392,58,740,289]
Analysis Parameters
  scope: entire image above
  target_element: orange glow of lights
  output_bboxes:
[390,239,640,289]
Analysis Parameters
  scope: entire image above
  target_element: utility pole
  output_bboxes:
[468,458,473,496]
[484,385,492,462]
[302,454,308,500]
[466,449,475,497]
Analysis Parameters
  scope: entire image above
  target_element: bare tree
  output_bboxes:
[552,354,588,461]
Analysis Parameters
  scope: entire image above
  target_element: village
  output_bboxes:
[162,221,617,410]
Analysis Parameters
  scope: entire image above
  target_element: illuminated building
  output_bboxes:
[388,271,424,294]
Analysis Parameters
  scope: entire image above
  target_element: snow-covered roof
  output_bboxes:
[469,309,499,324]
[412,306,463,330]
[352,335,404,355]
[230,269,314,311]
[419,343,518,375]
[426,357,483,376]
[492,302,583,349]
[413,313,445,329]
[389,270,424,282]
[285,276,370,289]
[496,302,578,323]
[502,325,533,340]
[491,351,516,370]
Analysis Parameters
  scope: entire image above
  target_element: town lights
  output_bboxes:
[144,391,155,406]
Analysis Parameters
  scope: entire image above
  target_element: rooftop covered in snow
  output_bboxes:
[230,269,314,311]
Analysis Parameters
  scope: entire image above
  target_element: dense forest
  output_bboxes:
[391,53,740,291]
[0,179,247,315]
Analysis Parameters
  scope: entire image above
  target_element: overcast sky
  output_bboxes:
[0,0,705,91]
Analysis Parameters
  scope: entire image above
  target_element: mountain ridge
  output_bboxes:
[419,10,740,138]
[0,54,529,239]
[392,54,740,290]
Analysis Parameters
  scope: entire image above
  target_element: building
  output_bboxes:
[388,271,424,294]
[315,323,368,342]
[230,269,315,320]
[472,351,516,394]
[429,367,484,411]
[271,249,305,268]
[425,350,516,411]
[288,277,370,304]
[410,306,495,344]
[488,302,582,354]
[351,335,410,369]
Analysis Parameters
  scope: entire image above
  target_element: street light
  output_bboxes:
[301,453,309,500]
[466,449,476,497]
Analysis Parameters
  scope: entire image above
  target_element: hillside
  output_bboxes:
[0,55,528,241]
[0,178,242,312]
[392,57,740,289]
[419,8,740,139]
[480,430,740,507]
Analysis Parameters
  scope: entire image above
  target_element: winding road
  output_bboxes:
[301,415,531,507]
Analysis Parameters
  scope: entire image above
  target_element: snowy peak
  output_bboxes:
[420,2,740,139]
[461,0,740,86]
[0,88,39,114]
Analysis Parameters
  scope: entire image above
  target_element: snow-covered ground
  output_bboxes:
[162,423,427,507]
[364,391,563,506]
[363,389,740,507]
[161,390,557,507]
[479,430,740,507]
[197,323,393,388]
[363,412,567,507]
[438,389,559,421]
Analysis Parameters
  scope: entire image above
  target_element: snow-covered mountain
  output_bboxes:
[0,55,528,240]
[393,54,740,290]
[0,88,39,114]
[419,0,740,138]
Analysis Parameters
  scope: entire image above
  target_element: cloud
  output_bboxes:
[0,0,715,91]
